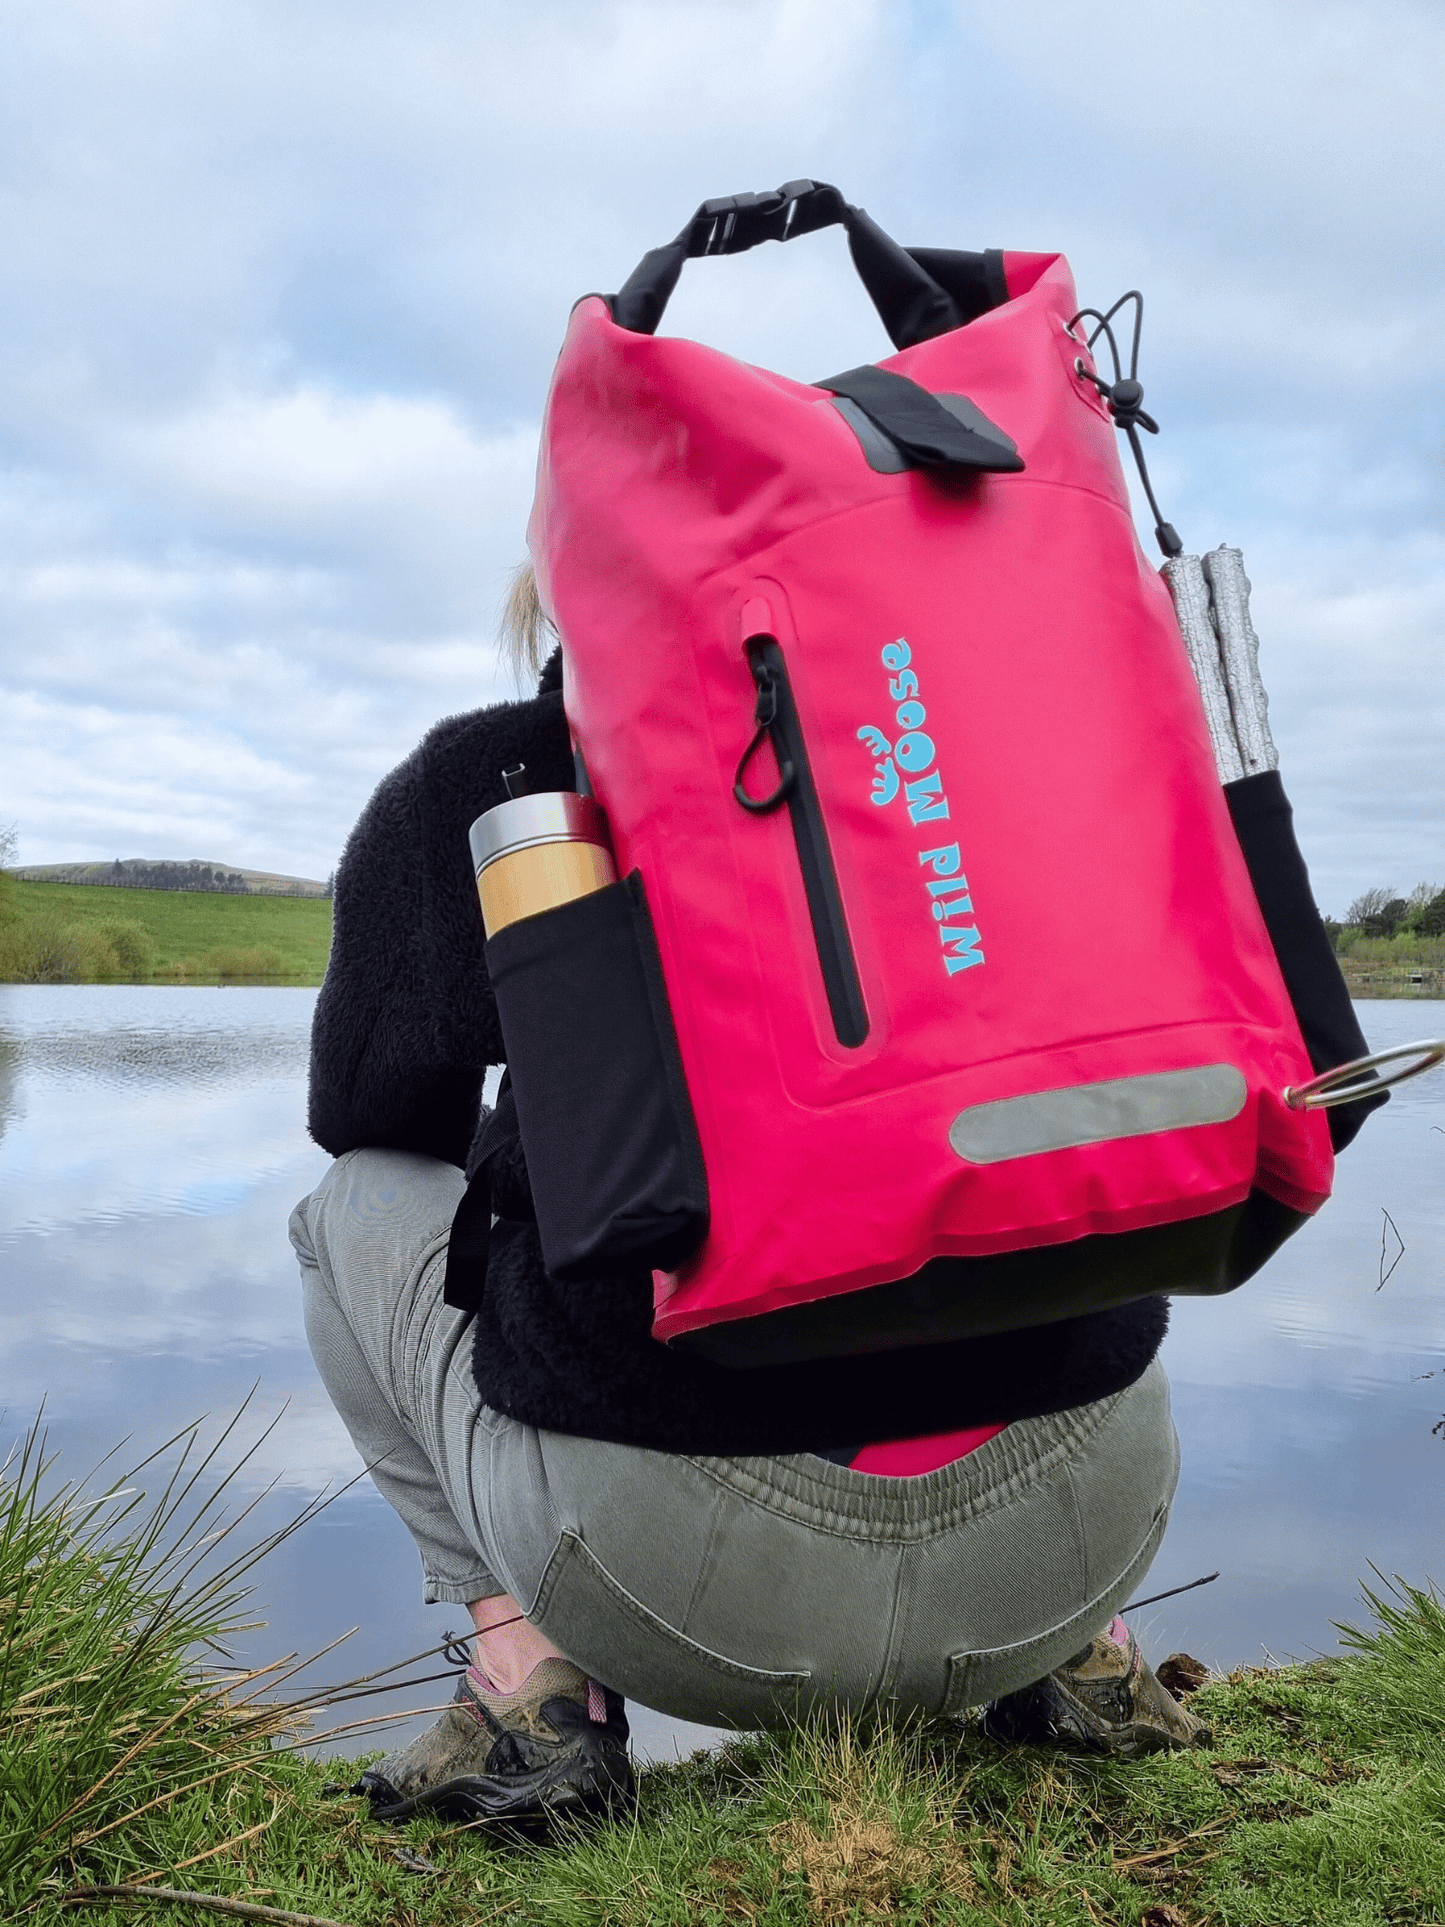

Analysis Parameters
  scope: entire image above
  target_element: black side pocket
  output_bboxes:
[485,871,708,1282]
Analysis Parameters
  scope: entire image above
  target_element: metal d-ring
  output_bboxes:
[1283,1038,1445,1110]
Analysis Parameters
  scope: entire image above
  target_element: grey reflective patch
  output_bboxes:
[829,395,910,472]
[948,1064,1248,1164]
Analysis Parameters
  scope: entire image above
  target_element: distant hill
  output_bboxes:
[11,859,331,898]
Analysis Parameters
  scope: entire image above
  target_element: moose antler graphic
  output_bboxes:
[857,725,900,806]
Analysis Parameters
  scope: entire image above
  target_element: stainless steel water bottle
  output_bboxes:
[468,765,616,939]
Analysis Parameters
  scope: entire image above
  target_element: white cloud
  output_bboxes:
[126,388,534,537]
[0,0,1439,898]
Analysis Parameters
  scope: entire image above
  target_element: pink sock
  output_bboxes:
[470,1659,608,1723]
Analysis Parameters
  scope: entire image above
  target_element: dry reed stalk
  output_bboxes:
[60,1884,354,1926]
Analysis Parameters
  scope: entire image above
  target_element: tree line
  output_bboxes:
[105,859,253,892]
[12,858,332,898]
[1337,882,1445,939]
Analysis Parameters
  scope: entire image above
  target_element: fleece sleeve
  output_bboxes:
[307,686,574,1166]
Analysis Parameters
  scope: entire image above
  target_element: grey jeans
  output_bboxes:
[290,1147,1180,1728]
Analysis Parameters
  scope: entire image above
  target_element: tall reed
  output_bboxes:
[0,1400,333,1913]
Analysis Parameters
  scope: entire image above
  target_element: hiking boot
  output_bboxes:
[980,1617,1205,1757]
[355,1657,634,1824]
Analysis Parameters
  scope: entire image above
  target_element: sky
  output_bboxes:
[1,0,1441,918]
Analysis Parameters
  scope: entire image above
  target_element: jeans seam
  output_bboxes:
[1065,1456,1091,1604]
[875,1544,910,1704]
[679,1491,727,1636]
[423,1572,500,1608]
[392,1234,452,1428]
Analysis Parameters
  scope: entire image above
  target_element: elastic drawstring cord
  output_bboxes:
[1067,291,1183,559]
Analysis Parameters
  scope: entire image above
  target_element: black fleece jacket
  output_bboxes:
[308,654,1168,1453]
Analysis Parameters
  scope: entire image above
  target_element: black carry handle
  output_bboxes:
[610,179,1008,350]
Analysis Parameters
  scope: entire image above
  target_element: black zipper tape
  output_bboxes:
[737,638,869,1049]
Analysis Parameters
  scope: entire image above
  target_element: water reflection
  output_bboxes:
[1,986,1442,1758]
[1149,1003,1445,1669]
[0,985,711,1762]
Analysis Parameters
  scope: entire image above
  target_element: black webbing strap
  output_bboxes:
[442,1166,491,1312]
[441,1080,526,1312]
[1224,770,1388,1153]
[608,179,1007,350]
[817,365,1023,473]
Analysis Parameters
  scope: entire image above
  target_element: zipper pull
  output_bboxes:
[733,649,797,814]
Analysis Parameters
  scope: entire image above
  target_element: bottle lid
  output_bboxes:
[468,792,611,874]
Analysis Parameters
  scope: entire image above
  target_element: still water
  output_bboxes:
[2,985,1442,1760]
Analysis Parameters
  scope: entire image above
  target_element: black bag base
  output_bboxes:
[672,1188,1304,1369]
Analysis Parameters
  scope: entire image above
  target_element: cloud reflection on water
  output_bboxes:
[0,985,347,1483]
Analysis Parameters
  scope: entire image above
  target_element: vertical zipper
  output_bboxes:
[733,637,869,1048]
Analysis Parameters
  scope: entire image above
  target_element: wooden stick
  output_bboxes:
[1114,1818,1229,1868]
[1120,1570,1220,1614]
[60,1883,353,1927]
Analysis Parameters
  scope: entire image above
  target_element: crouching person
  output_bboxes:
[288,629,1199,1827]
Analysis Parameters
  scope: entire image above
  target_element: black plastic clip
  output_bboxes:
[694,181,823,260]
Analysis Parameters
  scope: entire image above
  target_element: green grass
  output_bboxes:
[0,880,331,985]
[8,1415,1445,1925]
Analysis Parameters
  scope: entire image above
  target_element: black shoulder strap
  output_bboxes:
[443,1167,491,1313]
[1224,770,1388,1152]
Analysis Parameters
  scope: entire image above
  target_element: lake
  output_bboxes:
[2,984,1442,1762]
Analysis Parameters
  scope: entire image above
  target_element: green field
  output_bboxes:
[0,879,332,985]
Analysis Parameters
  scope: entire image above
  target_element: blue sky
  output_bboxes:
[1,0,1441,917]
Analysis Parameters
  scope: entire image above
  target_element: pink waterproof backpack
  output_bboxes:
[517,181,1334,1365]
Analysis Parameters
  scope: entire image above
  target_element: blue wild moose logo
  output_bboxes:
[857,638,984,977]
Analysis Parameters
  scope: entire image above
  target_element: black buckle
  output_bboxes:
[694,181,822,257]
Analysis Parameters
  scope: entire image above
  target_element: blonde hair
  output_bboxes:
[499,560,557,686]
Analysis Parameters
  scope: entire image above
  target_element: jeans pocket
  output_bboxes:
[528,1529,810,1729]
[940,1497,1170,1716]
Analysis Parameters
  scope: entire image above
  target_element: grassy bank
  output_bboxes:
[6,1418,1445,1925]
[0,880,331,986]
[3,875,1438,1000]
[1333,932,1445,1000]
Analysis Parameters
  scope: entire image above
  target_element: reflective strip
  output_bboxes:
[948,1064,1248,1164]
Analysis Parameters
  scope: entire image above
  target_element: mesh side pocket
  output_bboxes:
[485,870,708,1282]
